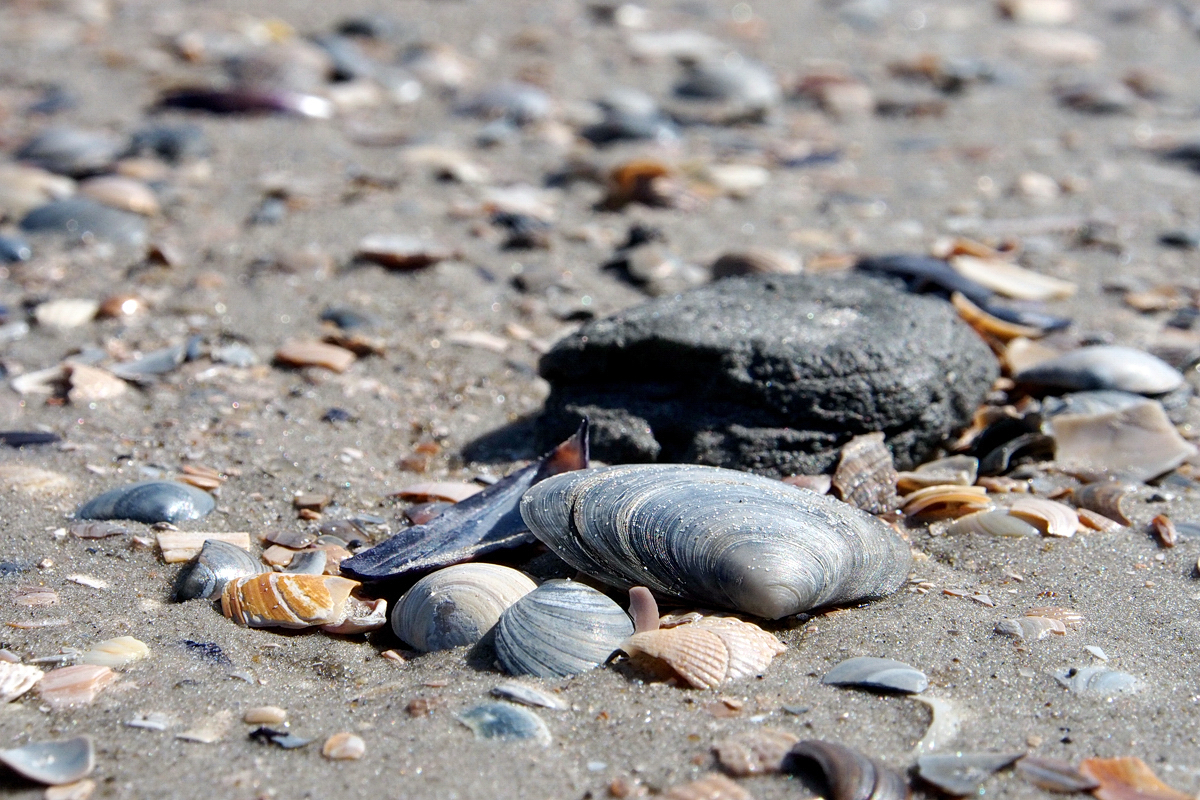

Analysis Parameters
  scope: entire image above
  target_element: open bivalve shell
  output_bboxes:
[521,465,911,620]
[392,563,537,652]
[494,579,633,678]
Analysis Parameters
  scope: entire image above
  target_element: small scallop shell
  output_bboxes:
[1006,498,1079,537]
[832,432,898,514]
[947,510,1039,537]
[393,564,537,652]
[787,740,909,800]
[619,615,785,689]
[896,455,979,493]
[1072,482,1132,526]
[494,580,633,678]
[994,616,1066,640]
[176,539,262,601]
[903,485,994,520]
[220,573,359,629]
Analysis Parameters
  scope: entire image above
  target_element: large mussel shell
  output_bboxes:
[521,465,911,620]
[175,539,262,601]
[392,563,537,652]
[493,579,633,678]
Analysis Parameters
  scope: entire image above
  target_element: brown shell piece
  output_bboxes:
[902,485,993,520]
[1072,482,1133,526]
[602,160,687,210]
[274,340,356,373]
[711,248,802,279]
[663,774,753,800]
[1024,606,1083,630]
[1078,756,1193,800]
[220,573,359,629]
[1007,497,1079,537]
[832,433,899,514]
[1077,508,1124,533]
[787,739,910,800]
[951,292,1043,342]
[1151,514,1177,548]
[619,616,785,689]
[714,729,799,776]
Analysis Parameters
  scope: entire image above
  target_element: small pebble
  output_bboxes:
[243,706,288,725]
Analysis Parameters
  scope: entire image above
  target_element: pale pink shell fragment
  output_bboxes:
[37,665,117,710]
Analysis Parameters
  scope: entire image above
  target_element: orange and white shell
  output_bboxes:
[619,615,785,690]
[221,573,360,629]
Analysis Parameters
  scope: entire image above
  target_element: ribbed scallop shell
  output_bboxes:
[494,579,633,678]
[619,615,785,689]
[221,573,359,629]
[521,465,911,620]
[392,564,537,652]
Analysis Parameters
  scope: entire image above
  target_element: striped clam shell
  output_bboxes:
[520,464,911,620]
[392,564,537,652]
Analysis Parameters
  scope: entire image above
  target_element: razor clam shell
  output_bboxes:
[392,563,537,652]
[832,432,898,514]
[1053,666,1138,696]
[917,752,1023,796]
[1050,400,1197,483]
[994,616,1066,640]
[822,656,929,694]
[521,464,911,620]
[1006,497,1079,537]
[896,455,978,493]
[494,580,632,678]
[76,480,215,525]
[1015,756,1100,793]
[948,510,1039,537]
[786,739,909,800]
[1072,482,1133,526]
[1014,345,1184,395]
[0,736,94,786]
[457,702,551,746]
[175,539,262,601]
[341,420,587,580]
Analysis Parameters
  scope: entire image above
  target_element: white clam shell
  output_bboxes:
[391,564,537,652]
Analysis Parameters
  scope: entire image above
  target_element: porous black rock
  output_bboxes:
[536,274,998,475]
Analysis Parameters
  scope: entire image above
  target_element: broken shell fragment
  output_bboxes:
[1151,514,1178,548]
[1014,345,1184,395]
[1071,482,1133,526]
[157,531,251,564]
[321,595,388,635]
[947,510,1039,537]
[949,255,1077,301]
[274,340,356,373]
[494,580,633,678]
[917,753,1023,796]
[832,432,898,514]
[220,573,361,630]
[322,732,365,760]
[822,657,928,694]
[243,706,287,725]
[1053,666,1138,696]
[1024,606,1083,629]
[176,539,262,600]
[0,662,44,702]
[714,729,799,776]
[711,248,801,279]
[903,485,994,520]
[663,774,752,800]
[995,616,1066,640]
[392,563,537,652]
[913,696,961,756]
[76,480,215,525]
[1050,401,1196,483]
[0,736,93,786]
[490,681,565,710]
[618,615,785,689]
[786,739,909,800]
[1006,497,1079,537]
[896,456,978,493]
[521,464,912,619]
[37,665,117,710]
[1016,756,1100,793]
[79,637,149,668]
[1078,757,1192,800]
[355,234,453,270]
[457,702,551,746]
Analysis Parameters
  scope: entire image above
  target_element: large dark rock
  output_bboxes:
[537,273,999,475]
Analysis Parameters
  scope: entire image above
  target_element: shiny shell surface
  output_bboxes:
[1049,400,1197,483]
[494,579,633,678]
[1054,666,1138,696]
[221,573,359,629]
[76,480,215,525]
[392,563,537,652]
[520,465,911,620]
[1014,345,1184,395]
[787,739,909,800]
[822,656,929,694]
[176,539,262,601]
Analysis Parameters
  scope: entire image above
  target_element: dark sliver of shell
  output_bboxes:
[520,464,911,620]
[785,739,909,800]
[917,753,1023,796]
[493,579,632,678]
[822,657,929,694]
[175,539,262,601]
[76,480,215,524]
[340,420,588,580]
[0,431,61,447]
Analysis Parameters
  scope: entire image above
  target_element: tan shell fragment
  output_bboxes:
[951,292,1043,342]
[157,531,251,563]
[322,732,366,760]
[902,485,994,520]
[1077,508,1124,533]
[66,364,127,404]
[663,774,753,800]
[619,616,785,689]
[949,255,1077,301]
[221,573,360,630]
[713,729,800,776]
[1051,401,1197,484]
[1072,482,1132,526]
[79,176,160,216]
[0,465,73,496]
[1007,497,1079,537]
[0,662,44,702]
[274,340,356,373]
[37,665,117,710]
[79,636,149,668]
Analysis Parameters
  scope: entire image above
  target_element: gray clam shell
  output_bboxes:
[0,735,94,785]
[520,465,911,620]
[392,564,537,652]
[176,539,262,601]
[76,480,215,524]
[822,656,929,694]
[493,579,633,678]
